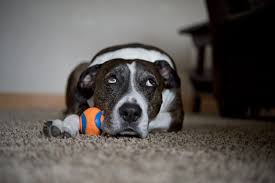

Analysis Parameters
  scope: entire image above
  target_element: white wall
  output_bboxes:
[0,0,208,94]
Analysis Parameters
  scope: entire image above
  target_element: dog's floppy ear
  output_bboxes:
[155,60,181,89]
[77,64,102,99]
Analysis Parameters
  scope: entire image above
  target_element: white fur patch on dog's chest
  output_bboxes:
[160,89,175,112]
[89,47,174,69]
[149,89,175,131]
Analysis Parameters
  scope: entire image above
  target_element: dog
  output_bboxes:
[44,43,184,138]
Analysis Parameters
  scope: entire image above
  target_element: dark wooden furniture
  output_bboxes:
[179,0,275,117]
[179,22,212,112]
[205,0,275,118]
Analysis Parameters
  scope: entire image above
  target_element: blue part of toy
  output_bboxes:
[81,114,87,134]
[95,111,102,129]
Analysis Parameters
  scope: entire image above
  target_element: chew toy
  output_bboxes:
[79,107,104,136]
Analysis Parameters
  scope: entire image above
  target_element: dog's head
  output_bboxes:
[77,59,179,138]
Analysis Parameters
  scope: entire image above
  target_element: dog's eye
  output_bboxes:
[107,76,117,84]
[146,78,156,87]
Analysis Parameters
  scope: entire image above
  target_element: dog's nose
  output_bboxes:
[119,103,142,123]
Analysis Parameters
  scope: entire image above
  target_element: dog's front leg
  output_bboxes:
[148,112,172,131]
[149,106,183,132]
[43,114,80,138]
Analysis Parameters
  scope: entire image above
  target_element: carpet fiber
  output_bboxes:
[0,111,275,183]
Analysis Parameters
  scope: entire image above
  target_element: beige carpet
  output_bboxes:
[0,111,274,183]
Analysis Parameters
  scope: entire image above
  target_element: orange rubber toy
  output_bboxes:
[79,107,104,136]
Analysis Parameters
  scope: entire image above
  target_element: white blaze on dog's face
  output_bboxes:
[92,59,163,138]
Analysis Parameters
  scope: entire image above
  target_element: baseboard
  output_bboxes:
[0,93,65,110]
[0,92,218,113]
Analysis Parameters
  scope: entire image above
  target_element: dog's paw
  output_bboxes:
[63,132,72,138]
[43,120,62,137]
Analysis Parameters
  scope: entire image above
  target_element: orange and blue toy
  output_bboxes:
[79,107,104,136]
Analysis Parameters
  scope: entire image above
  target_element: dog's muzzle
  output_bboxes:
[117,102,142,136]
[119,103,142,123]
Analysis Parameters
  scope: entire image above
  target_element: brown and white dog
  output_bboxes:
[44,43,184,138]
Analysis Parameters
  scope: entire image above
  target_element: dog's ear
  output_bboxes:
[154,60,181,89]
[77,64,102,99]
